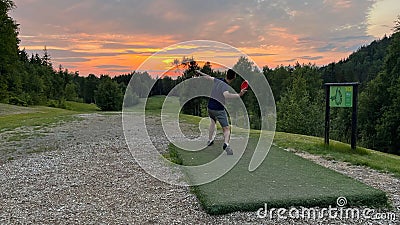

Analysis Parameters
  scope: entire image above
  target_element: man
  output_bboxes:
[196,69,247,155]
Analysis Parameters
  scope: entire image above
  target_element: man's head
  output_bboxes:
[226,69,237,83]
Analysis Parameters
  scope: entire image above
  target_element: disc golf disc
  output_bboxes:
[241,80,249,90]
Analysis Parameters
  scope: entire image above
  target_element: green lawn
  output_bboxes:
[124,95,167,114]
[0,102,99,131]
[64,101,100,112]
[124,96,206,128]
[274,132,400,178]
[170,137,388,215]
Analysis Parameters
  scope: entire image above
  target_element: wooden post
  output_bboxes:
[324,85,330,146]
[351,84,359,150]
[324,82,359,149]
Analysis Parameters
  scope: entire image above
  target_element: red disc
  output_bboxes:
[241,80,249,90]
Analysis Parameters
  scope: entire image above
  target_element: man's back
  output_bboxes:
[208,78,229,110]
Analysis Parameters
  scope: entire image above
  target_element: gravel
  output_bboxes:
[0,113,399,224]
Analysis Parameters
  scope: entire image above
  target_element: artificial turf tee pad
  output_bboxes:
[170,137,388,215]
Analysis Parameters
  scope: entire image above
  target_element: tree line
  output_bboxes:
[1,0,398,155]
[169,30,400,156]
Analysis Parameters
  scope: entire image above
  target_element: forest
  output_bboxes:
[0,0,399,155]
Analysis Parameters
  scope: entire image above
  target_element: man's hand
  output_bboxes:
[223,89,247,99]
[239,89,247,97]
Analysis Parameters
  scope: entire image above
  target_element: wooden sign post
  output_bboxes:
[324,82,359,150]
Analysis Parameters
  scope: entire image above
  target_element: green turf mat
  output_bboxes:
[170,137,388,215]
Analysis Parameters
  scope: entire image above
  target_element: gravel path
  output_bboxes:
[0,113,399,224]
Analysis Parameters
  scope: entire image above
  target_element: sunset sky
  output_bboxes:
[10,0,400,77]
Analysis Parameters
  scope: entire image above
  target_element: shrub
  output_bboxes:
[9,96,27,107]
[95,78,123,111]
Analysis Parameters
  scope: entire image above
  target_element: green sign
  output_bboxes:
[330,86,353,107]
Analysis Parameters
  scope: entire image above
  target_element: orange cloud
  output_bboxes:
[18,24,362,77]
[18,32,179,76]
[323,0,352,10]
[224,25,241,34]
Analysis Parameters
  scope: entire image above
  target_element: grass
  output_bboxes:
[124,95,168,114]
[64,101,100,112]
[124,96,206,128]
[169,137,388,215]
[0,102,100,160]
[273,132,400,178]
[0,102,99,132]
[145,95,166,113]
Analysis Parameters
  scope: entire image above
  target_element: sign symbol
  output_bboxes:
[329,86,353,108]
[330,88,342,105]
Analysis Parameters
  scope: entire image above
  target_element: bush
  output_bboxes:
[124,91,140,107]
[95,78,123,111]
[47,99,67,109]
[9,96,28,107]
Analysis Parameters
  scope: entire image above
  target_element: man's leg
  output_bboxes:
[209,118,216,143]
[222,125,233,155]
[222,126,230,146]
[216,110,233,155]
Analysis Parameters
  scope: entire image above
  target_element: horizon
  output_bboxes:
[11,0,400,77]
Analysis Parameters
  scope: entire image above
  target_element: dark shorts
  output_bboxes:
[208,108,229,128]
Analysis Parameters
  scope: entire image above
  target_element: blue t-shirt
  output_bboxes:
[208,78,229,110]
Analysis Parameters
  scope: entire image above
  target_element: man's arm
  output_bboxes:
[223,89,247,99]
[195,70,214,81]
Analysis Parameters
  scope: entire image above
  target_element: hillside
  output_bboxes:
[267,33,400,155]
[320,35,392,86]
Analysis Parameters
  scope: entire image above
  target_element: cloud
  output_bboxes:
[47,49,119,58]
[323,0,352,10]
[101,43,153,50]
[276,58,298,63]
[316,44,338,52]
[13,0,376,48]
[247,53,277,57]
[300,56,324,60]
[224,26,241,35]
[11,0,386,75]
[330,35,372,42]
[95,65,131,69]
[57,58,91,63]
[92,68,134,75]
[214,55,246,59]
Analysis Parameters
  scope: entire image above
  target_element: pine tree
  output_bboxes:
[0,0,19,102]
[95,76,123,111]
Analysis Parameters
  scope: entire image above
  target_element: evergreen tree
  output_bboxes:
[95,77,123,111]
[129,72,152,98]
[0,0,19,102]
[65,82,78,101]
[359,31,400,154]
[394,15,400,33]
[375,31,400,154]
[277,76,323,136]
